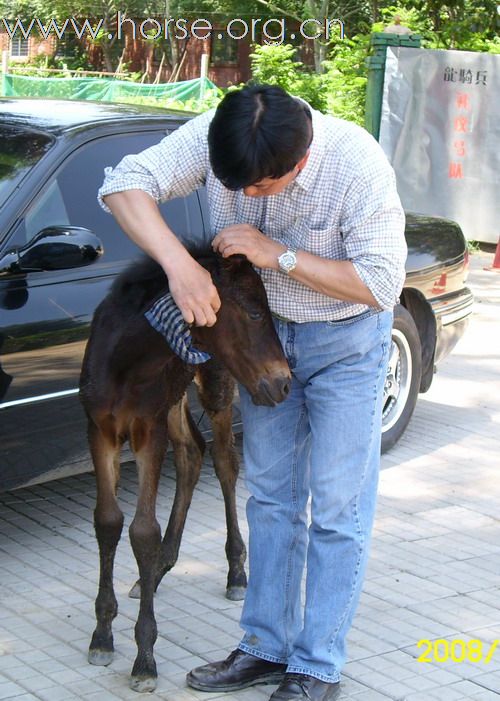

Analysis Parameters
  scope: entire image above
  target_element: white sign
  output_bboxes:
[379,46,500,243]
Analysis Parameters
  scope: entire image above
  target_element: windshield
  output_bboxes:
[0,126,54,208]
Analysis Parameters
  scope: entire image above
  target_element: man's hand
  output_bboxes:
[212,224,285,269]
[213,222,380,308]
[167,258,221,327]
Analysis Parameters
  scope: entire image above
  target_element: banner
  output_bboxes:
[379,46,500,243]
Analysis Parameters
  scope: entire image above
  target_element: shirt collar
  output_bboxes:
[293,101,325,193]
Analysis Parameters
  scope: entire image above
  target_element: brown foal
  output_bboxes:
[79,252,291,692]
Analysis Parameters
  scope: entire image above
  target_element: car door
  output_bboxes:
[0,127,206,491]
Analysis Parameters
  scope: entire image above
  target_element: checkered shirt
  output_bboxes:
[98,104,407,322]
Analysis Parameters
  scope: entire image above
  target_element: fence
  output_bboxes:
[2,73,215,104]
[0,51,217,107]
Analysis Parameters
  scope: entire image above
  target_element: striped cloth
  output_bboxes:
[145,292,211,365]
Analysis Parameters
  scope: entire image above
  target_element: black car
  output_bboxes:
[0,99,473,491]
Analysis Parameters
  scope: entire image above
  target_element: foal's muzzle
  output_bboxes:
[252,375,291,406]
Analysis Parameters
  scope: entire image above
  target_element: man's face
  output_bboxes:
[243,170,298,198]
[242,150,310,198]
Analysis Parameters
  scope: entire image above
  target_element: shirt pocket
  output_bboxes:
[289,218,342,258]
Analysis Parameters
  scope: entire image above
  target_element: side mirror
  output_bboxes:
[0,226,103,276]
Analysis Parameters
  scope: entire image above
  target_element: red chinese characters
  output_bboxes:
[443,65,487,180]
[448,91,472,179]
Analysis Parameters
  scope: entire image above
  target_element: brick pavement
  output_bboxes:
[0,250,499,701]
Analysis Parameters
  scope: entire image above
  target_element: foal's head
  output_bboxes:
[192,254,291,406]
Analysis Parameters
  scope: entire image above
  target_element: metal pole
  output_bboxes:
[1,50,9,96]
[200,53,209,102]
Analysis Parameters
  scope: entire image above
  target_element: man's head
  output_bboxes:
[208,84,312,196]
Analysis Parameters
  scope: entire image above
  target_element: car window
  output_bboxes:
[0,126,54,209]
[14,130,207,263]
[24,179,70,241]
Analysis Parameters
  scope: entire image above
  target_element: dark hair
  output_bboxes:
[208,84,312,191]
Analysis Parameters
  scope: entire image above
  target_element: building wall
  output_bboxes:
[0,33,54,62]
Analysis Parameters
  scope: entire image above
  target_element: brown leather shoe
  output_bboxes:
[270,673,341,700]
[186,648,287,692]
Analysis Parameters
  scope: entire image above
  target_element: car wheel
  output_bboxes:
[381,305,422,453]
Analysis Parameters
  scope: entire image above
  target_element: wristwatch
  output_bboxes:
[278,249,297,274]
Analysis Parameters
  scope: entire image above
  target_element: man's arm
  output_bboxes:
[212,224,379,307]
[99,111,222,326]
[285,253,380,307]
[103,190,221,327]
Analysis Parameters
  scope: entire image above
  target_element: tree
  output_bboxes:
[246,0,372,71]
[375,1,500,49]
[250,43,328,111]
[48,0,164,73]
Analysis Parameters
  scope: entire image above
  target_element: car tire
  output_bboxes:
[381,305,422,453]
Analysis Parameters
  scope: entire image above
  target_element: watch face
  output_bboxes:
[279,251,297,271]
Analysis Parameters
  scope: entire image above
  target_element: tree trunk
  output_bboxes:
[306,0,331,72]
[314,42,328,72]
[101,9,115,74]
[101,43,114,73]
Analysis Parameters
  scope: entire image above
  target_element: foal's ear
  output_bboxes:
[222,254,248,269]
[211,253,248,282]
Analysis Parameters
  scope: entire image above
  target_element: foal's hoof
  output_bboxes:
[129,579,141,599]
[88,648,114,666]
[226,585,246,601]
[130,675,157,693]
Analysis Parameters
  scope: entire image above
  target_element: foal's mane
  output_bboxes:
[110,249,217,313]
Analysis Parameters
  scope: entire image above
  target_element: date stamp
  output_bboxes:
[417,639,499,663]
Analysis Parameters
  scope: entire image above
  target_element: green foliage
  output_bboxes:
[0,0,44,19]
[114,87,224,112]
[8,53,86,78]
[248,39,369,124]
[249,44,327,112]
[165,86,224,112]
[250,44,300,90]
[55,45,95,72]
[484,37,500,54]
[467,239,481,254]
[374,2,500,52]
[372,5,431,36]
[322,33,369,126]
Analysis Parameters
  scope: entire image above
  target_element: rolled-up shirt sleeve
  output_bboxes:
[340,140,407,311]
[97,109,214,212]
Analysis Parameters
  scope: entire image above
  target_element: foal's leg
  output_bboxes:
[155,394,206,593]
[128,414,168,693]
[197,364,247,601]
[128,393,205,599]
[88,417,124,667]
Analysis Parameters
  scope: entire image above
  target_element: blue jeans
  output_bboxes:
[237,309,392,683]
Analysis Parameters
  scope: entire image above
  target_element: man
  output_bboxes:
[98,84,407,701]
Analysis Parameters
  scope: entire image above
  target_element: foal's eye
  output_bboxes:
[248,311,264,321]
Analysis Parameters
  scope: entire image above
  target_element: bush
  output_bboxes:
[116,87,224,113]
[249,44,327,113]
[249,40,367,124]
[322,34,369,126]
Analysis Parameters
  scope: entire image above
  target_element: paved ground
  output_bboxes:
[0,250,499,701]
